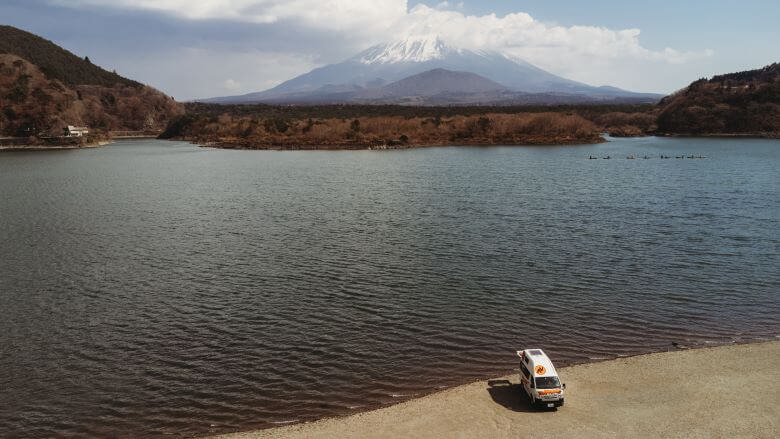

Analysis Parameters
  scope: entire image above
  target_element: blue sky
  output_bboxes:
[1,1,777,100]
[435,0,778,57]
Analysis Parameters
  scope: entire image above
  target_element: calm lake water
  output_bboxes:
[1,138,778,438]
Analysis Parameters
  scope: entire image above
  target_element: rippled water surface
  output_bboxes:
[1,138,779,437]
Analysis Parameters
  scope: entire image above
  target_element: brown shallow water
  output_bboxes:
[1,137,778,438]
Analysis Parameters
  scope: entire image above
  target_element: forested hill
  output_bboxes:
[657,63,780,136]
[0,25,140,88]
[0,25,182,138]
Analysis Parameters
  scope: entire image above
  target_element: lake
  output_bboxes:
[1,137,778,438]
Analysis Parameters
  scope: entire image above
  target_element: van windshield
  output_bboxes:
[535,376,560,389]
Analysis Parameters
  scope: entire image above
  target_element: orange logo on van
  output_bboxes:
[535,365,546,375]
[539,389,561,395]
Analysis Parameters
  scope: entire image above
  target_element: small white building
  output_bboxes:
[64,125,89,137]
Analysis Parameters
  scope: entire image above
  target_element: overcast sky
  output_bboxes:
[2,0,778,100]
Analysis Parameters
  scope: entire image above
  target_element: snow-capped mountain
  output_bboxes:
[357,35,451,64]
[202,36,661,104]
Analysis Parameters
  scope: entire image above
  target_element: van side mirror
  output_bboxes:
[562,383,566,389]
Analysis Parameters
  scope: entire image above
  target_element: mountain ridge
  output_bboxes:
[0,25,140,88]
[200,36,662,105]
[0,25,182,138]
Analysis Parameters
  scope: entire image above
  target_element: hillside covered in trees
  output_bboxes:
[158,102,654,148]
[0,25,182,139]
[160,110,606,149]
[657,63,780,136]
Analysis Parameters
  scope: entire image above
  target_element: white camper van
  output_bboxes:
[517,348,565,408]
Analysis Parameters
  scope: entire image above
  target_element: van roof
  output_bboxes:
[518,348,558,377]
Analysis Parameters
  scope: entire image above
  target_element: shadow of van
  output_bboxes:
[487,379,558,413]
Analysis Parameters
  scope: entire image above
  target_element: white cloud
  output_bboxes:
[52,1,710,66]
[435,1,464,10]
[223,78,242,90]
[51,0,407,32]
[49,1,713,94]
[394,5,711,65]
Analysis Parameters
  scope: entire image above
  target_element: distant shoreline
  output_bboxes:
[193,136,606,150]
[656,132,780,139]
[198,140,606,151]
[208,340,779,439]
[0,140,110,151]
[165,132,780,149]
[0,130,164,151]
[4,132,778,153]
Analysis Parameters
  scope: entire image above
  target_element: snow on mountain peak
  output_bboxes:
[356,35,455,64]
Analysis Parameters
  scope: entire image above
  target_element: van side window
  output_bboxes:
[520,364,530,379]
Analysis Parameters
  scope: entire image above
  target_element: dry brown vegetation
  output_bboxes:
[0,54,183,138]
[656,63,780,136]
[161,112,602,149]
[592,111,658,137]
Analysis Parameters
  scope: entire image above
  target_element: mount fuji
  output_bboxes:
[202,36,661,105]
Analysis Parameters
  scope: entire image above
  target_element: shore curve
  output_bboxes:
[209,341,779,439]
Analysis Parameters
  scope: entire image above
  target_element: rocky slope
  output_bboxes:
[0,25,183,139]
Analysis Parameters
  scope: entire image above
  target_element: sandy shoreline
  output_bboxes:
[210,341,779,439]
